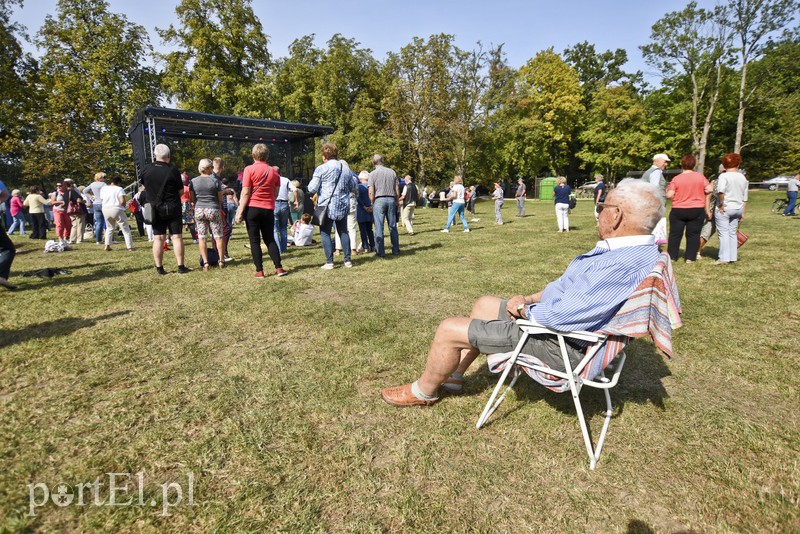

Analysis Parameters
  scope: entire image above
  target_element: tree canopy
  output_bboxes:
[2,0,799,188]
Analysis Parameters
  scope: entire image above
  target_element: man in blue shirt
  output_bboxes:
[0,179,17,289]
[382,179,665,407]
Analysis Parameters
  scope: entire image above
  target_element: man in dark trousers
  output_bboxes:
[140,143,191,275]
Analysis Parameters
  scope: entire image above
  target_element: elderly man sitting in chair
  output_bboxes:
[381,179,665,407]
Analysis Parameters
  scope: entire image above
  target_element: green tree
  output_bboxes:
[740,37,800,177]
[270,35,322,123]
[642,2,732,174]
[472,45,517,185]
[313,34,385,166]
[157,0,270,115]
[563,41,634,105]
[30,0,160,181]
[451,44,488,180]
[0,0,36,184]
[383,34,459,184]
[724,0,799,153]
[509,49,584,176]
[577,84,651,180]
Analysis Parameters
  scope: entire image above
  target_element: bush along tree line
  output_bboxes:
[1,0,798,190]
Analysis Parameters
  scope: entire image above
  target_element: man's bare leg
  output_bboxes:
[452,295,504,374]
[417,295,506,395]
[152,235,166,267]
[417,317,473,396]
[171,234,185,266]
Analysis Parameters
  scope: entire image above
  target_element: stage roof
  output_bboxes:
[128,106,334,144]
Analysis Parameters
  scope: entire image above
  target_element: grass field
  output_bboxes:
[1,191,798,532]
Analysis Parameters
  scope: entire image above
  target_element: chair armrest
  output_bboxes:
[515,319,606,344]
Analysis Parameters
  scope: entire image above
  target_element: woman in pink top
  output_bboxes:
[234,143,286,278]
[8,189,26,235]
[665,154,711,263]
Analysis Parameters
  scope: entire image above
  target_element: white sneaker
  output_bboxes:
[344,261,353,268]
[463,228,470,232]
[440,229,449,233]
[320,263,335,270]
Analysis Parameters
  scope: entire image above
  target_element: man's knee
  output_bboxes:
[434,317,471,345]
[471,296,501,320]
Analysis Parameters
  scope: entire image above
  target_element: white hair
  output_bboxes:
[198,158,213,173]
[154,144,170,161]
[614,178,664,233]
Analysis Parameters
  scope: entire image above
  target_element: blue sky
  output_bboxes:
[15,0,720,82]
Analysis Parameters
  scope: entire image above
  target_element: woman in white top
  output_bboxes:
[99,175,134,251]
[441,175,470,232]
[714,153,748,264]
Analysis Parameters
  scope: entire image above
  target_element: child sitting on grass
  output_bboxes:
[290,213,315,246]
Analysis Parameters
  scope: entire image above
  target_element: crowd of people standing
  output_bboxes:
[1,141,788,291]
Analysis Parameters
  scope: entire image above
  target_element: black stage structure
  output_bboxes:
[128,106,334,181]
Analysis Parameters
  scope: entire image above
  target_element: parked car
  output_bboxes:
[758,176,792,190]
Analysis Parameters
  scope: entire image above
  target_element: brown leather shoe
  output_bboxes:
[381,384,438,407]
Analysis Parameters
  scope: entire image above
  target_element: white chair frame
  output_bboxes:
[476,319,628,470]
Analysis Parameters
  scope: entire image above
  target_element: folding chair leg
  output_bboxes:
[571,381,617,470]
[592,389,614,467]
[570,385,599,469]
[476,364,520,429]
[477,335,528,429]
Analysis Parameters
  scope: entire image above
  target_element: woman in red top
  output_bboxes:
[234,143,286,278]
[665,154,711,263]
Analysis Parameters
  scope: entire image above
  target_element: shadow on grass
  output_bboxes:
[0,310,132,349]
[19,265,150,289]
[464,340,672,426]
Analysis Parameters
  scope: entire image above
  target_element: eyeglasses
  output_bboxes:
[596,203,619,214]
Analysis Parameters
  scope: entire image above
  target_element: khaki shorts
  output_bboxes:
[467,299,584,371]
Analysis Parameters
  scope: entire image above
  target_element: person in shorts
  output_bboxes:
[381,179,665,407]
[140,143,191,275]
[190,158,226,270]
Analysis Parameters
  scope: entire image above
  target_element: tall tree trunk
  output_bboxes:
[691,71,701,154]
[698,61,724,175]
[734,57,748,154]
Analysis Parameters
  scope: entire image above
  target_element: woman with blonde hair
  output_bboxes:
[23,186,49,239]
[235,143,287,278]
[190,158,226,270]
[441,175,470,232]
[553,176,571,232]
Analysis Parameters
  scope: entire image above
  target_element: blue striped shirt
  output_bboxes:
[308,159,356,220]
[526,235,660,332]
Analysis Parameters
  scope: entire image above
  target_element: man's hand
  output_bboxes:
[506,295,527,318]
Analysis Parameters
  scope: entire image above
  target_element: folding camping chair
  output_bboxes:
[476,252,681,469]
